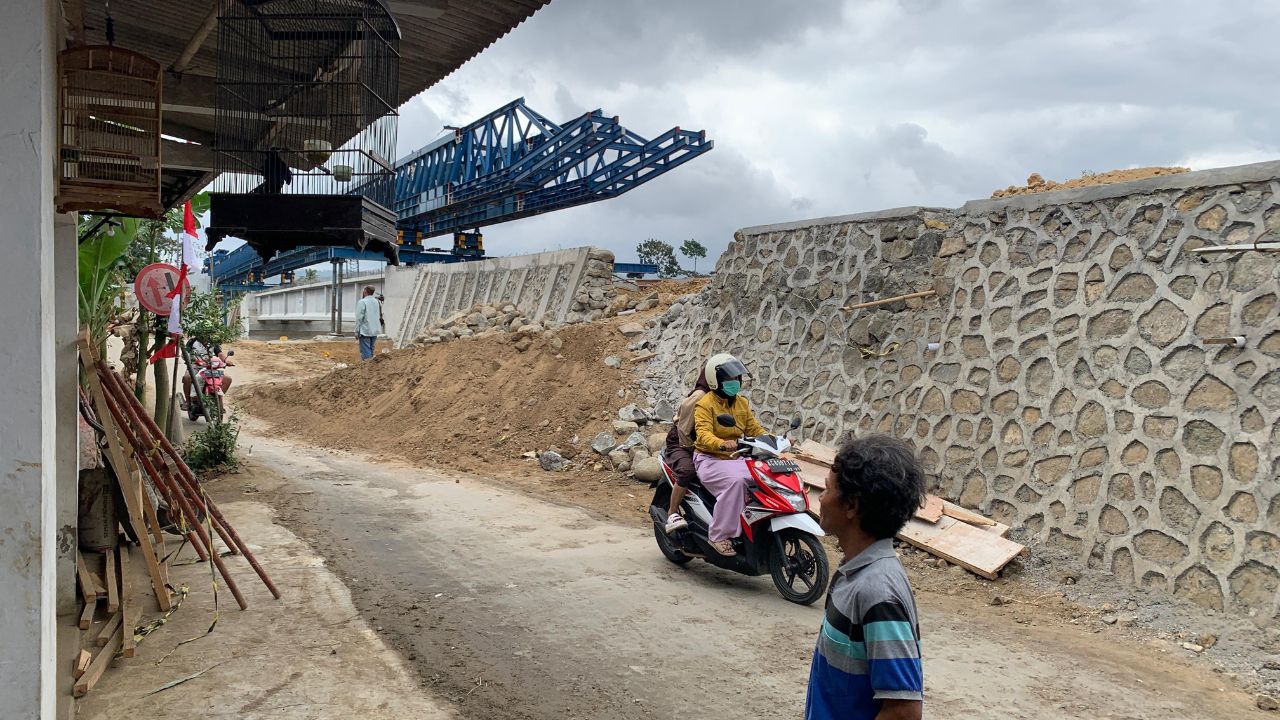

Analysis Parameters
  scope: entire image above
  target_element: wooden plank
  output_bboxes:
[95,613,122,648]
[78,333,172,612]
[74,625,123,697]
[840,289,937,311]
[794,457,830,490]
[915,494,944,523]
[74,650,92,679]
[939,500,1010,537]
[78,598,98,631]
[103,549,119,614]
[940,499,995,526]
[922,521,1024,580]
[119,543,136,658]
[898,517,1023,579]
[77,594,97,627]
[76,551,98,601]
[795,439,836,467]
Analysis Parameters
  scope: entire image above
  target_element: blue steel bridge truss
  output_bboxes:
[208,98,710,285]
[393,97,714,238]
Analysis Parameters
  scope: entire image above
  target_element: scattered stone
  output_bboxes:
[604,355,622,369]
[618,404,649,422]
[988,595,1013,606]
[538,451,567,472]
[608,450,632,473]
[615,431,648,452]
[590,432,616,455]
[1181,642,1204,654]
[647,432,667,454]
[613,420,640,435]
[1196,633,1218,649]
[619,322,646,337]
[632,456,663,482]
[1259,694,1280,712]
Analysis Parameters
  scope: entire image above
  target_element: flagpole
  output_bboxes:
[166,333,181,438]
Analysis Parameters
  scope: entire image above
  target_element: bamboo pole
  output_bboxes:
[840,289,937,311]
[98,367,248,610]
[103,365,282,600]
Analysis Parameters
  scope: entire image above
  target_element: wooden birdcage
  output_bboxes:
[56,45,164,218]
[205,0,402,264]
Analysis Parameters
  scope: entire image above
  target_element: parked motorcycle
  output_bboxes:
[185,342,234,423]
[648,415,830,605]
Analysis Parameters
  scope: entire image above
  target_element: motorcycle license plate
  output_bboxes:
[207,370,223,378]
[765,458,801,474]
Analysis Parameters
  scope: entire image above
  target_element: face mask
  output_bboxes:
[721,380,742,397]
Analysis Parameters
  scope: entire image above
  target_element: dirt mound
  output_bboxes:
[236,315,658,477]
[991,167,1189,198]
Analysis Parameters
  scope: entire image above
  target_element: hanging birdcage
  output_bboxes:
[56,45,164,218]
[205,0,402,264]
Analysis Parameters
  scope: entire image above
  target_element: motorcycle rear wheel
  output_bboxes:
[769,529,829,605]
[653,521,693,566]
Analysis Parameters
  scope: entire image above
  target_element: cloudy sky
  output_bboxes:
[391,0,1279,266]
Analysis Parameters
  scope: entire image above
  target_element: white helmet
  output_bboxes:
[703,353,748,391]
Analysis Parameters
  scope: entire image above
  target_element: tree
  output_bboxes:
[635,238,683,278]
[301,268,319,283]
[679,239,708,275]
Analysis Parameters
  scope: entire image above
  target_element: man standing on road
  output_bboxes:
[808,435,926,720]
[355,285,382,361]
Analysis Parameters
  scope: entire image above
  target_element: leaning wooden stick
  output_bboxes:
[840,289,937,311]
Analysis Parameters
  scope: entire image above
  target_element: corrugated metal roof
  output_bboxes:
[76,0,551,205]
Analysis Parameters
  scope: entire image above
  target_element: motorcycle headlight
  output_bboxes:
[762,477,807,511]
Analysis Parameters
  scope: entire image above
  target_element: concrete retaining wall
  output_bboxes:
[385,247,615,347]
[651,161,1280,624]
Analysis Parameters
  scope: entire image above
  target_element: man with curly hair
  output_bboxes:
[807,435,926,720]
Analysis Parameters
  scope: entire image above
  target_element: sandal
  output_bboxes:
[710,539,737,556]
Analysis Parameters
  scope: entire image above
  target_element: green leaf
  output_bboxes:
[78,221,135,271]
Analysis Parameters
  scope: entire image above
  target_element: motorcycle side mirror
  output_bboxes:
[227,350,235,357]
[715,413,737,428]
[790,417,802,430]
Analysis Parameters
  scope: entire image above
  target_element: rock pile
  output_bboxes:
[587,404,671,479]
[413,303,556,346]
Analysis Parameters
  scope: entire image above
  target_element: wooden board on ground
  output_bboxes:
[795,439,836,467]
[92,612,121,648]
[76,551,98,601]
[897,516,1024,580]
[74,625,123,697]
[794,457,829,491]
[78,598,97,630]
[915,494,945,523]
[74,650,92,679]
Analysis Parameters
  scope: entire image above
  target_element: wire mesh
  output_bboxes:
[214,0,400,207]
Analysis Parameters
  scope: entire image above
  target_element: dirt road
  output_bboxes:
[229,428,1266,720]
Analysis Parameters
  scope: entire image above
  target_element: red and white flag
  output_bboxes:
[166,200,199,336]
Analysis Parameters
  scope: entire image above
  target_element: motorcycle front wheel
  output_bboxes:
[769,529,829,605]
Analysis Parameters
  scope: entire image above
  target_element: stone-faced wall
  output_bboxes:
[650,162,1280,623]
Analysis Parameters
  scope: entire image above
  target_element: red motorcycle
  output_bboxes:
[186,342,233,423]
[648,415,830,605]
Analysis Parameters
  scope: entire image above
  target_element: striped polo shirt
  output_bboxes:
[805,538,923,720]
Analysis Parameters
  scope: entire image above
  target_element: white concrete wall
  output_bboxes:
[0,0,65,716]
[242,272,385,337]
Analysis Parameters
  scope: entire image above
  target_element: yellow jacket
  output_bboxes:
[692,392,768,459]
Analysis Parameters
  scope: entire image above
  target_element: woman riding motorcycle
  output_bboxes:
[691,353,767,556]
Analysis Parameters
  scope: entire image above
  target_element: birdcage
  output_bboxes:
[205,0,402,264]
[56,45,164,218]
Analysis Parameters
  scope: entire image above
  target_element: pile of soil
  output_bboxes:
[991,167,1190,198]
[237,315,657,478]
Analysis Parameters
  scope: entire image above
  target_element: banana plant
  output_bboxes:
[78,217,139,350]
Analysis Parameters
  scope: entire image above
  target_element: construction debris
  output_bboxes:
[795,438,1024,579]
[73,330,279,699]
